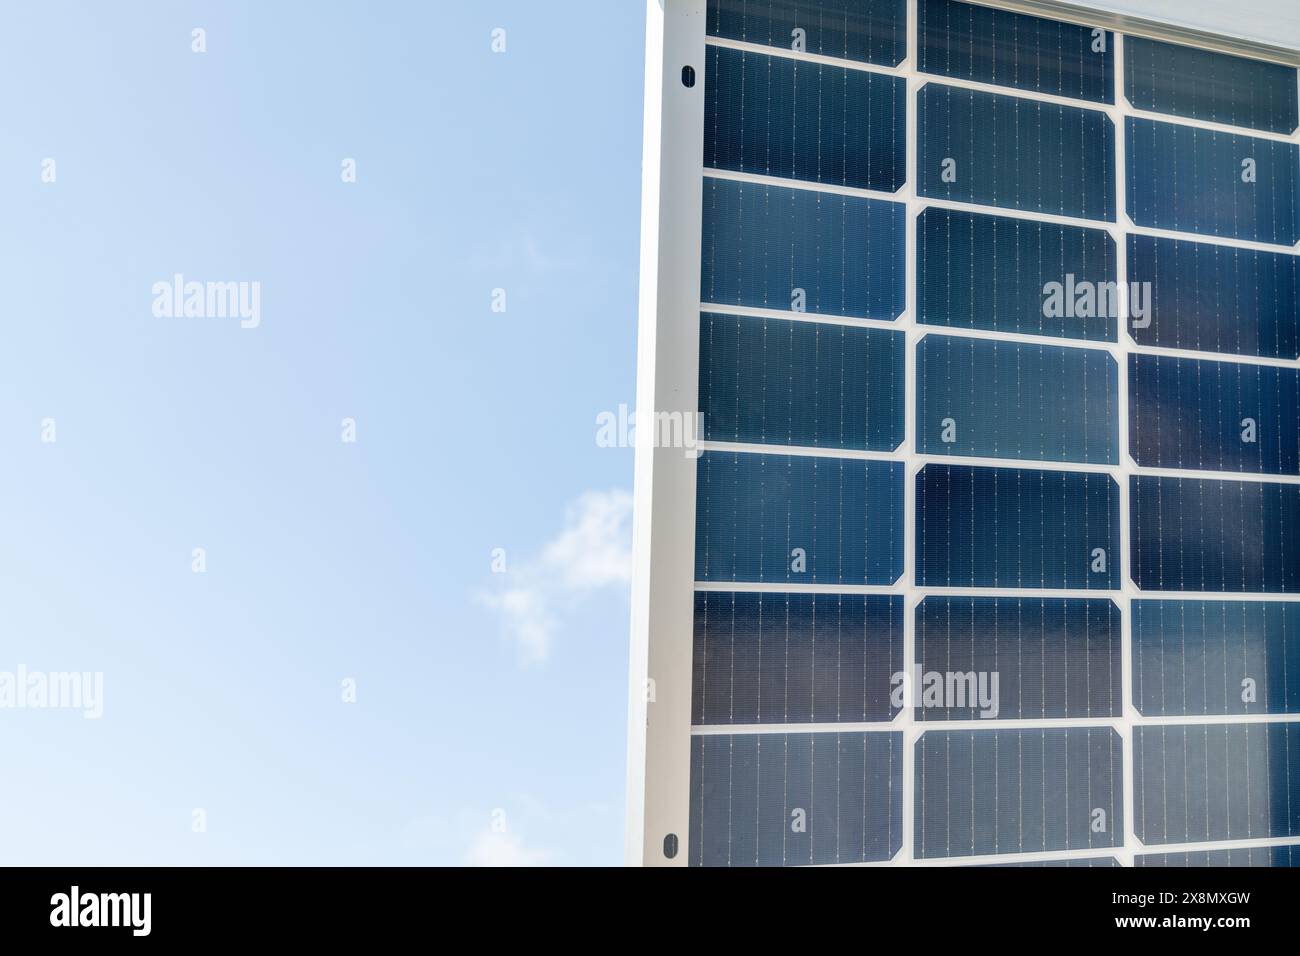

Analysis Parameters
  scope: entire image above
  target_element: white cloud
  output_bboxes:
[480,488,632,663]
[464,828,552,867]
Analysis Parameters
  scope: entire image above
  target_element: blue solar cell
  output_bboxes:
[918,83,1116,221]
[915,728,1124,859]
[916,464,1120,589]
[689,731,903,866]
[919,0,1113,103]
[915,597,1121,721]
[1132,600,1300,717]
[696,451,904,585]
[699,312,904,451]
[701,178,906,321]
[1129,354,1300,475]
[1126,234,1300,361]
[705,45,906,191]
[1133,723,1300,844]
[917,207,1117,342]
[1130,476,1300,593]
[1136,846,1300,867]
[917,335,1118,464]
[707,0,907,67]
[1126,118,1300,245]
[693,592,903,724]
[1125,37,1299,135]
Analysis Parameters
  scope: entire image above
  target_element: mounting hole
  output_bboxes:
[681,65,696,88]
[663,833,680,859]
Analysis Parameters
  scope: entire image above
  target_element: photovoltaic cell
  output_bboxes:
[915,464,1120,589]
[917,335,1118,464]
[1129,476,1300,593]
[689,731,903,866]
[917,206,1117,342]
[1125,118,1300,246]
[1132,600,1300,717]
[918,83,1116,222]
[919,0,1113,103]
[705,45,906,191]
[915,597,1121,721]
[1133,723,1300,844]
[701,177,906,320]
[1124,36,1300,135]
[696,451,904,585]
[914,728,1124,859]
[1126,234,1300,361]
[1137,846,1300,867]
[699,313,904,451]
[693,592,904,725]
[1129,354,1300,475]
[706,0,907,67]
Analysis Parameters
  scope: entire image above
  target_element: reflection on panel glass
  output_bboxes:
[915,728,1124,859]
[689,732,903,866]
[1125,36,1299,135]
[1133,723,1300,844]
[916,464,1120,589]
[1132,600,1300,716]
[1137,846,1300,867]
[919,0,1113,102]
[706,0,906,67]
[705,45,906,191]
[1130,475,1300,593]
[1127,234,1300,360]
[692,592,903,725]
[701,178,906,320]
[1130,354,1300,475]
[696,451,904,585]
[915,597,1121,721]
[917,207,1117,341]
[917,335,1118,464]
[1126,118,1300,245]
[918,83,1115,221]
[700,312,904,451]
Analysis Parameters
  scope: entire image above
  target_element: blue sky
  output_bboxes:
[0,0,645,865]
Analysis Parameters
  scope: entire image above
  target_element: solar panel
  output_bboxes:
[917,206,1117,341]
[917,335,1118,464]
[1133,600,1300,716]
[1125,118,1300,245]
[699,312,905,449]
[916,464,1120,589]
[915,727,1124,859]
[1124,36,1299,134]
[631,0,1300,868]
[705,45,906,190]
[696,451,904,584]
[1129,354,1300,475]
[693,591,904,724]
[917,83,1116,221]
[1126,234,1300,360]
[916,597,1121,720]
[702,177,906,320]
[918,0,1114,102]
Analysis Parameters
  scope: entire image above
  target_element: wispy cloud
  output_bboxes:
[480,488,632,663]
[464,828,553,867]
